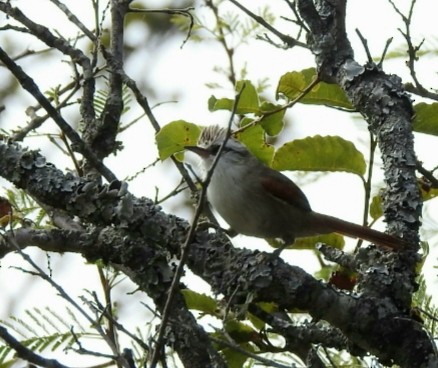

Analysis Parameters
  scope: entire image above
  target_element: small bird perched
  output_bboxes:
[185,125,407,250]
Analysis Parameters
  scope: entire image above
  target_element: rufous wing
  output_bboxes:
[260,170,312,212]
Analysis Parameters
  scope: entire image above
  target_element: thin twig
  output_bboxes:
[269,75,320,113]
[355,29,373,64]
[128,7,194,48]
[149,84,246,368]
[416,161,438,188]
[378,37,393,67]
[87,291,151,351]
[96,267,122,368]
[387,0,434,99]
[155,179,188,205]
[70,328,118,360]
[0,325,71,368]
[283,0,310,33]
[209,335,293,368]
[232,75,320,135]
[11,79,81,141]
[121,72,198,193]
[59,131,83,176]
[0,47,117,182]
[205,0,237,85]
[228,0,307,49]
[355,131,377,253]
[3,234,130,368]
[404,83,438,101]
[49,0,96,41]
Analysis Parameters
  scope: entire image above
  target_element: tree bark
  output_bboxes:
[0,0,435,366]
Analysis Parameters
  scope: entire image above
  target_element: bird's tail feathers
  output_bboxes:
[310,213,408,250]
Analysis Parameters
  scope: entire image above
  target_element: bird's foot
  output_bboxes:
[268,237,294,259]
[271,244,287,258]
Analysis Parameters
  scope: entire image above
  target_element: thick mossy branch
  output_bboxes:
[0,131,434,366]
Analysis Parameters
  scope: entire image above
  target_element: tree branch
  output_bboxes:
[186,236,435,367]
[228,0,308,49]
[0,325,71,368]
[0,140,225,368]
[0,47,116,183]
[291,1,430,366]
[82,0,128,162]
[0,136,434,366]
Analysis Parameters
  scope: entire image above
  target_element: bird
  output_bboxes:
[185,124,408,251]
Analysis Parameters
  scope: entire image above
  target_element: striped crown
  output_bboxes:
[198,125,228,148]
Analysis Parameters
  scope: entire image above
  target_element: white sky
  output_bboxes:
[0,0,437,365]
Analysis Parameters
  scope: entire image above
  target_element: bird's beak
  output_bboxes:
[184,145,210,158]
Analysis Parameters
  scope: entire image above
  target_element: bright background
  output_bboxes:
[0,0,437,365]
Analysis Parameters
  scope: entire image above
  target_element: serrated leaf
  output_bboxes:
[181,289,217,314]
[155,121,201,160]
[272,135,366,176]
[413,102,438,136]
[235,122,274,165]
[277,68,353,109]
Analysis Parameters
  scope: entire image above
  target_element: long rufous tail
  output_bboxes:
[311,212,408,250]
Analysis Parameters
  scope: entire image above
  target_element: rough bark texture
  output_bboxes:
[0,0,436,367]
[0,134,435,366]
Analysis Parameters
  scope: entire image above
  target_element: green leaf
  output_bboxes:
[294,233,345,250]
[155,121,201,160]
[370,185,438,220]
[413,102,438,136]
[421,186,438,201]
[268,233,345,250]
[314,265,339,281]
[225,320,258,343]
[181,289,217,314]
[235,122,274,165]
[277,68,353,109]
[259,101,285,136]
[248,302,277,330]
[272,135,366,176]
[369,193,383,220]
[208,95,234,112]
[234,80,260,113]
[208,81,286,135]
[208,80,260,114]
[222,343,252,368]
